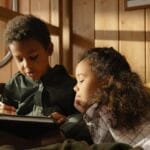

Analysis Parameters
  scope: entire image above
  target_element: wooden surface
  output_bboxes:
[50,0,61,67]
[146,9,150,82]
[72,0,95,73]
[0,2,12,82]
[95,0,119,49]
[0,0,150,83]
[119,0,145,82]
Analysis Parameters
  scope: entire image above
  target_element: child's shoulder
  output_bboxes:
[49,65,76,84]
[52,65,67,73]
[52,65,75,79]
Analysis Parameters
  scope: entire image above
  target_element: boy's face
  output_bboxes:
[9,39,52,80]
[74,59,100,113]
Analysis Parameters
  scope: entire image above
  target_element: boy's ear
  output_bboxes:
[47,42,53,56]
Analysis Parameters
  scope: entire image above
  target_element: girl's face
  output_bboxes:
[9,38,52,80]
[74,59,100,113]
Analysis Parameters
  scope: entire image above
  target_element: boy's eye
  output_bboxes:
[29,55,38,60]
[16,57,23,62]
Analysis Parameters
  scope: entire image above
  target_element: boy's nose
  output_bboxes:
[23,59,31,68]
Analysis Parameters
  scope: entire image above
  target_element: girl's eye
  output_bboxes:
[30,55,38,60]
[79,80,84,83]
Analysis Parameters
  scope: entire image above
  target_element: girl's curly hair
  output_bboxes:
[81,47,150,130]
[4,15,51,49]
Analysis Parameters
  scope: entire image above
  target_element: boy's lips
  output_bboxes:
[26,72,35,77]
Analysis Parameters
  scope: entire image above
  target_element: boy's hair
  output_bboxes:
[4,15,51,49]
[81,47,150,130]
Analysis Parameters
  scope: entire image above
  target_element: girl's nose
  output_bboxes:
[73,84,78,92]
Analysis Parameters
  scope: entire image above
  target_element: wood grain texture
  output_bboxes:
[95,0,119,49]
[0,2,12,82]
[146,9,150,83]
[72,0,94,73]
[0,0,150,82]
[119,0,145,81]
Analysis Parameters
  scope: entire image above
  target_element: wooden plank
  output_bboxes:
[95,0,119,49]
[0,6,19,22]
[61,0,72,73]
[0,20,12,82]
[50,0,60,66]
[0,6,59,35]
[0,1,12,82]
[0,21,6,61]
[146,8,150,83]
[18,0,30,14]
[72,0,94,73]
[119,0,145,81]
[30,0,50,22]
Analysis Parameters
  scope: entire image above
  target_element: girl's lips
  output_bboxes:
[74,99,85,113]
[75,99,81,105]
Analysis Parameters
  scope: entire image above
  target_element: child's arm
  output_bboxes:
[0,102,16,115]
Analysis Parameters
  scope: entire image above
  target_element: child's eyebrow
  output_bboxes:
[76,73,86,77]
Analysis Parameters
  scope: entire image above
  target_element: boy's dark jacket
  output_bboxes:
[1,65,77,116]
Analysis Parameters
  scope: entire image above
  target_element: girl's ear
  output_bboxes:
[47,42,53,56]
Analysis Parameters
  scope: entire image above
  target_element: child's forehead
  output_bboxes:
[9,39,44,55]
[75,60,92,75]
[10,39,43,49]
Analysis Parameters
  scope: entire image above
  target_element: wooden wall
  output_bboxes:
[0,0,150,84]
[72,0,150,84]
[0,0,12,82]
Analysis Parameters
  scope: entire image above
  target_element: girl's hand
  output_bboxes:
[0,102,16,115]
[49,112,66,124]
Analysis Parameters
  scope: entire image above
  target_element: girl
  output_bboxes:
[74,47,150,150]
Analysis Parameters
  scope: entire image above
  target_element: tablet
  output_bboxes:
[0,114,58,137]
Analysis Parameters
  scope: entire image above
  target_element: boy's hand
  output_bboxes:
[48,112,66,124]
[0,102,16,115]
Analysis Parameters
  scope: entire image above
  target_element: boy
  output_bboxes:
[0,15,77,117]
[0,15,92,146]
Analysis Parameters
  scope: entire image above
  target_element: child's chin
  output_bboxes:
[76,106,86,113]
[27,76,39,81]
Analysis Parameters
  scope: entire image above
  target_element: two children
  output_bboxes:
[0,14,149,149]
[74,47,150,149]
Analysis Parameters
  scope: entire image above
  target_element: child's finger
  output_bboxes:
[0,102,16,114]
